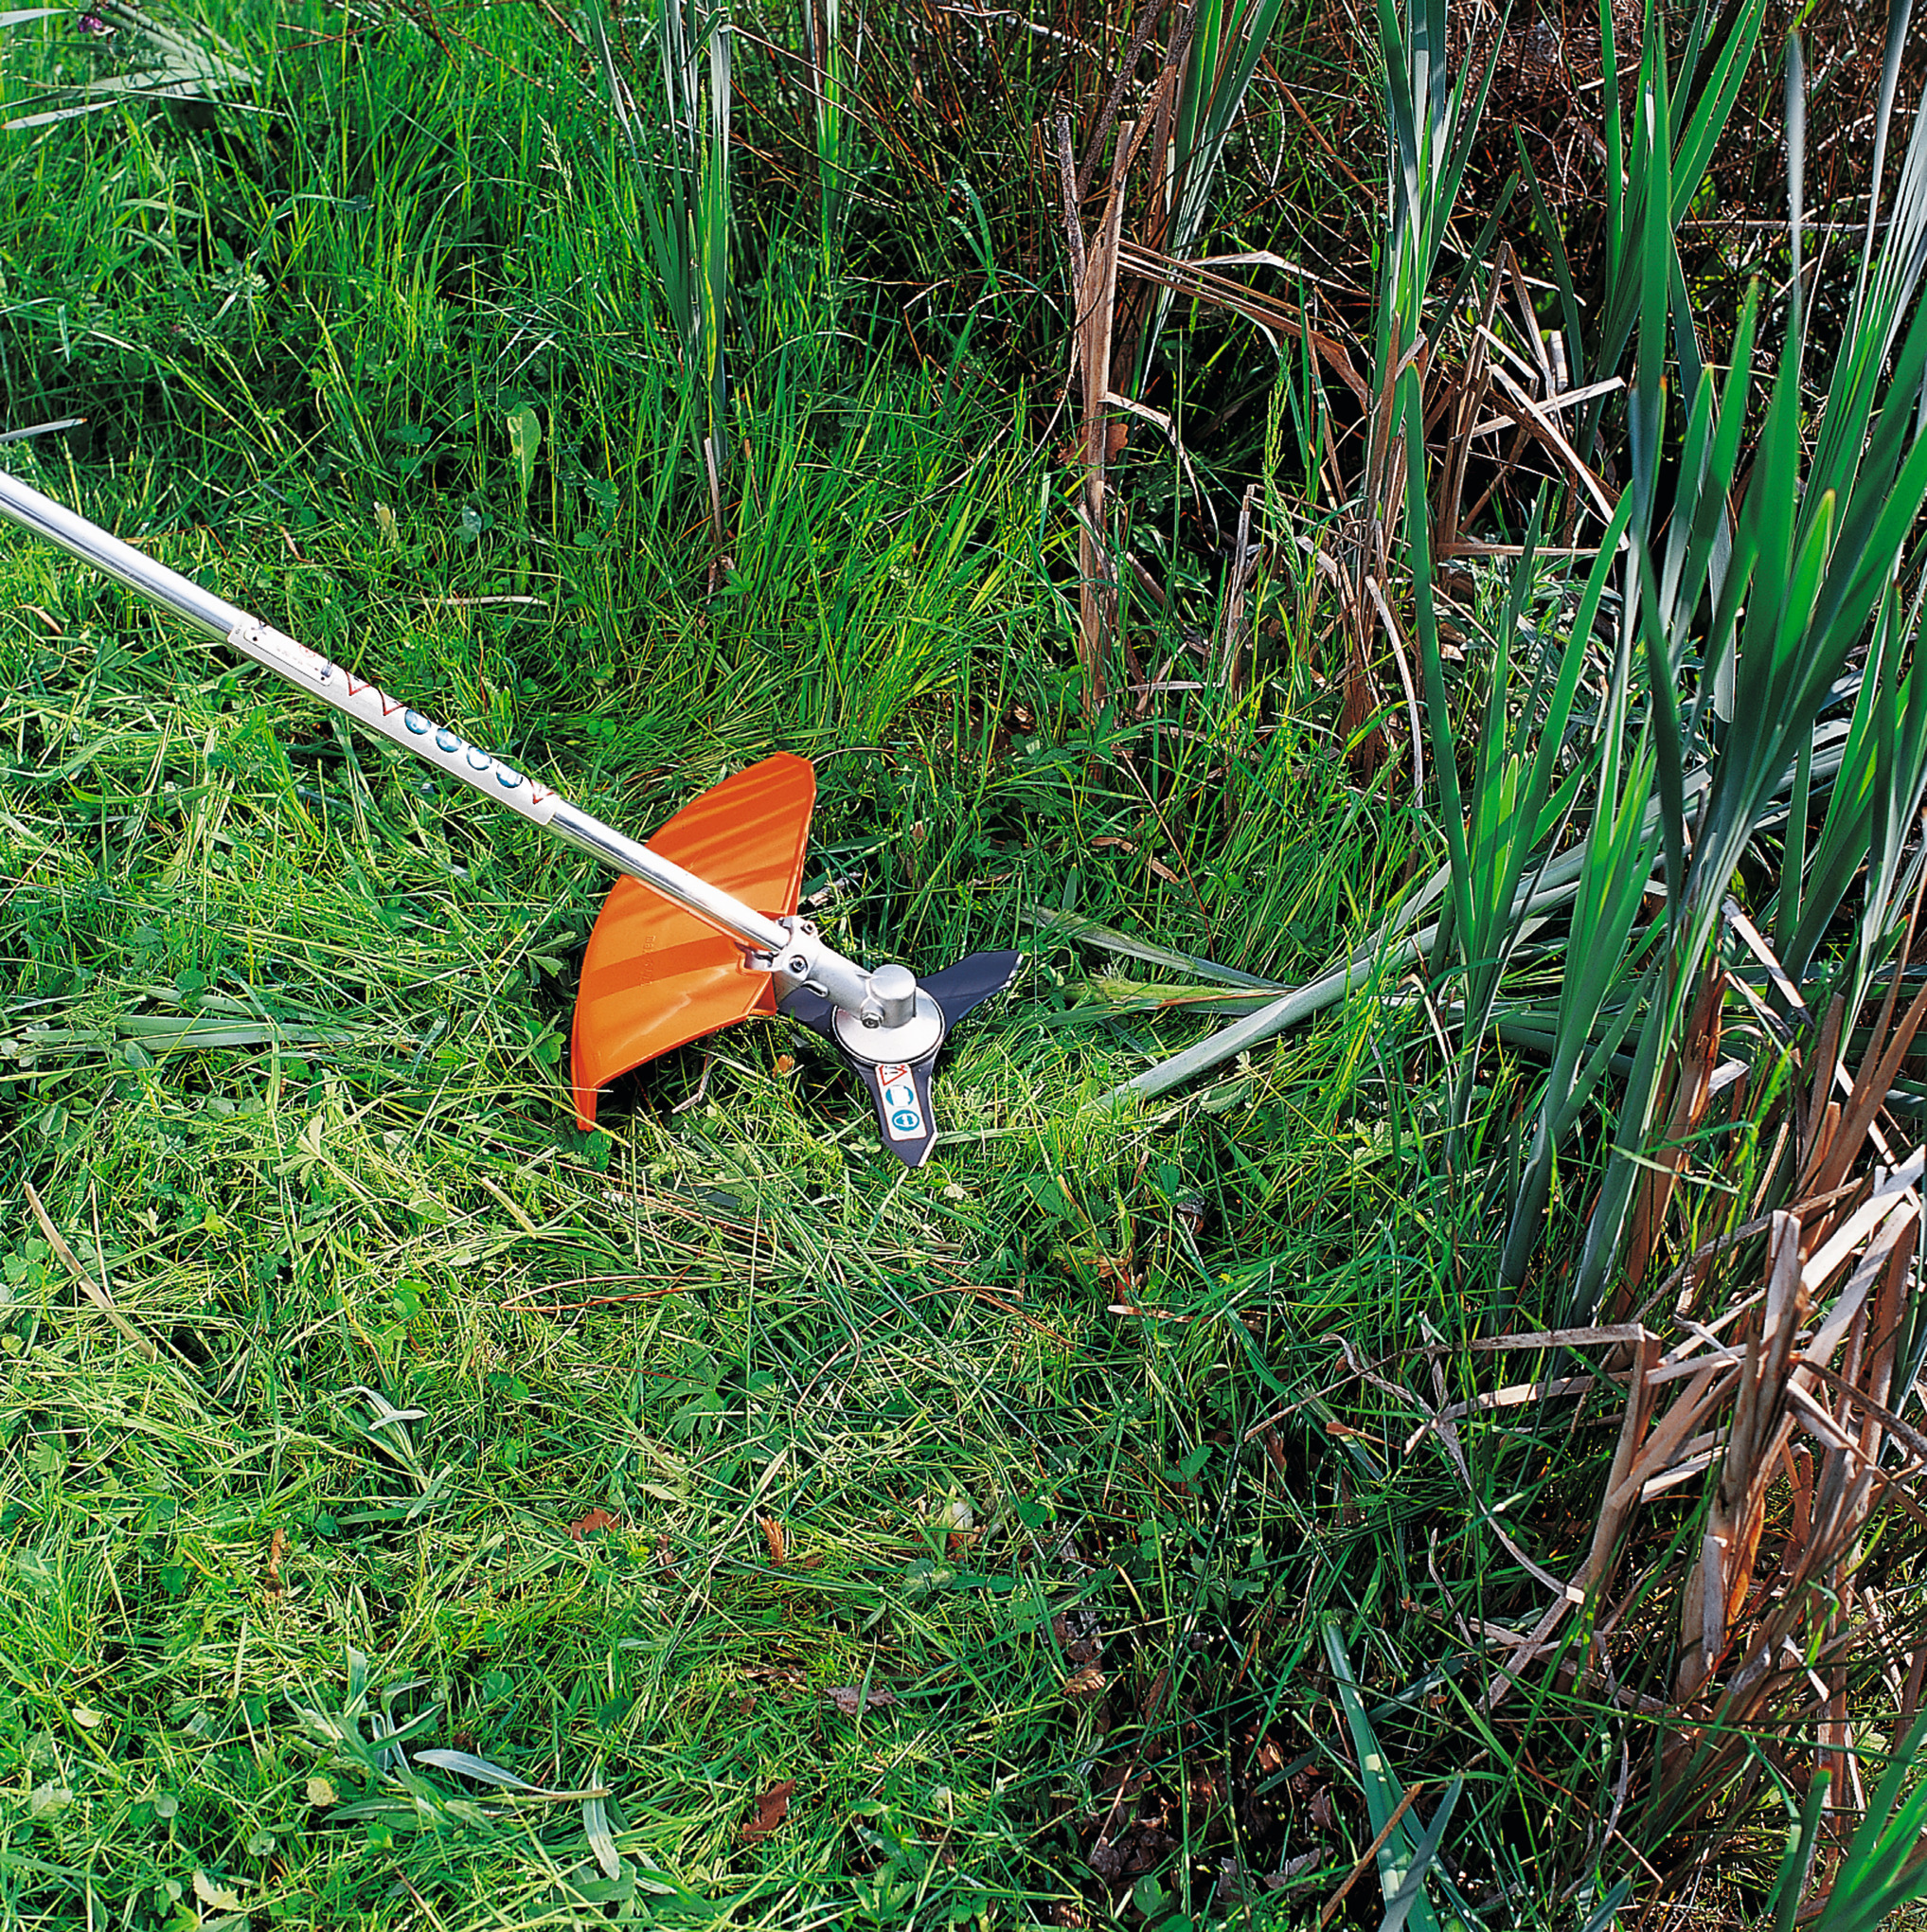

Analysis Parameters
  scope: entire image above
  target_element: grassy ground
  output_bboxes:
[0,483,1420,1930]
[9,4,1924,1930]
[0,11,1474,1928]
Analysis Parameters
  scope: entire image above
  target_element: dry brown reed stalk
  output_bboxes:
[1055,14,1192,716]
[1110,224,1616,779]
[1063,113,1151,715]
[1111,241,1369,406]
[1442,948,1927,1896]
[1050,0,1297,717]
[1642,1145,1926,1890]
[1617,967,1729,1308]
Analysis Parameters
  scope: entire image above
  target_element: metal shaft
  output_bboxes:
[0,468,882,1013]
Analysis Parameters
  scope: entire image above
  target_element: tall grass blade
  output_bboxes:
[798,0,861,261]
[591,0,734,546]
[1767,1771,1829,1932]
[1132,0,1292,385]
[1323,1622,1449,1932]
[1378,1775,1462,1932]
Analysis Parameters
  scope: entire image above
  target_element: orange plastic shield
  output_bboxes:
[570,753,815,1127]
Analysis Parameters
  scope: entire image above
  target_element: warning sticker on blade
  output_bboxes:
[875,1063,925,1142]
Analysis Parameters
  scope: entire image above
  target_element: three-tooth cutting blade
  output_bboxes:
[782,951,1024,1166]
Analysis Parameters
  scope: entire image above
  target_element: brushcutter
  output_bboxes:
[0,470,1020,1163]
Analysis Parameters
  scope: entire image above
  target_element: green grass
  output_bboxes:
[0,14,1458,1926]
[5,4,1927,1929]
[0,470,1440,1927]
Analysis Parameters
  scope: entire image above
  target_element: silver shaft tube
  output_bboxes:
[0,467,878,1011]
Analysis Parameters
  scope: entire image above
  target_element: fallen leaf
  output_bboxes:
[1137,1666,1170,1723]
[264,1527,287,1598]
[744,1664,809,1696]
[1149,856,1184,886]
[740,1778,796,1844]
[758,1513,786,1565]
[70,1705,102,1729]
[1092,835,1139,854]
[306,1776,338,1807]
[1063,1667,1108,1699]
[192,1871,243,1911]
[568,1507,620,1541]
[825,1685,897,1717]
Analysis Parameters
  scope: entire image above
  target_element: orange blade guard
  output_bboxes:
[570,752,815,1126]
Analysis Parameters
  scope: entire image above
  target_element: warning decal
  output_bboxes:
[874,1063,925,1143]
